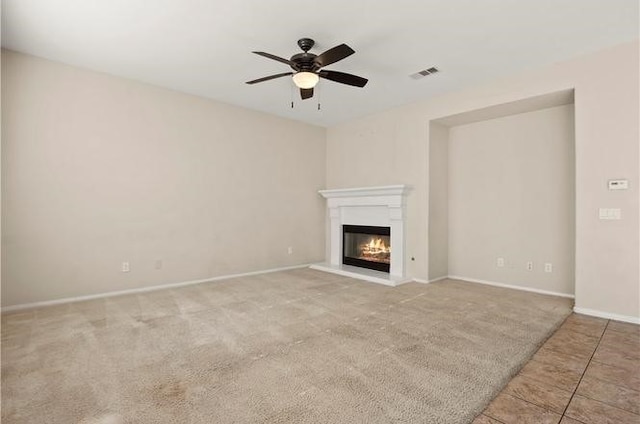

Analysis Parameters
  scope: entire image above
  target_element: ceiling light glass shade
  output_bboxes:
[292,72,319,89]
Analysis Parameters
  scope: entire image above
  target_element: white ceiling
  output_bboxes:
[2,0,638,127]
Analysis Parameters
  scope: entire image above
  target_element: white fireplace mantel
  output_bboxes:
[310,185,412,286]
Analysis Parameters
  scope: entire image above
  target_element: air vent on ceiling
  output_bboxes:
[410,67,439,79]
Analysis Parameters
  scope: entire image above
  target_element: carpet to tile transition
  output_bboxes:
[1,268,572,423]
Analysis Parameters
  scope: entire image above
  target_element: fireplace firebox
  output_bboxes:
[342,225,391,273]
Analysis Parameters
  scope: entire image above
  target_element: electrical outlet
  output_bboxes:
[497,257,505,268]
[526,261,533,271]
[287,246,293,255]
[544,263,553,273]
[121,261,130,273]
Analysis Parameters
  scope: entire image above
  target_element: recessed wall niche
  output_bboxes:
[428,89,576,296]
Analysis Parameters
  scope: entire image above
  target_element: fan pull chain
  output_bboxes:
[290,84,295,109]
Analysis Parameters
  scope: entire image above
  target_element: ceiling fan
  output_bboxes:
[246,38,368,100]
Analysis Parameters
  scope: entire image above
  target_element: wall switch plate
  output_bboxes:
[544,263,553,273]
[155,260,163,270]
[526,261,533,271]
[599,208,621,220]
[496,257,505,267]
[121,262,130,272]
[287,247,293,255]
[608,179,628,190]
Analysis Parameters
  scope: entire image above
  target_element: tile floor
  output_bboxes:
[474,313,640,424]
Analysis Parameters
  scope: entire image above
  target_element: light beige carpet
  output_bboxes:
[1,268,572,423]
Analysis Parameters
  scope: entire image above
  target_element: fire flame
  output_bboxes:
[362,237,390,255]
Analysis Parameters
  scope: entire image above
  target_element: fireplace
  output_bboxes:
[312,185,411,286]
[342,225,391,272]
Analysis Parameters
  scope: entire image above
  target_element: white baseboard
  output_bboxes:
[447,275,575,299]
[1,264,312,313]
[427,276,448,284]
[412,276,447,284]
[573,307,640,324]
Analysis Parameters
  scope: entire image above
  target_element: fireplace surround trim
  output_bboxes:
[311,185,411,286]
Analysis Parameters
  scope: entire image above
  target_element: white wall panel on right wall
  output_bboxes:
[448,105,575,295]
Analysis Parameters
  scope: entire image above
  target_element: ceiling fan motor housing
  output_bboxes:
[290,53,318,71]
[291,39,321,71]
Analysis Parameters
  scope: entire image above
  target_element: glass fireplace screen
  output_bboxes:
[342,225,391,273]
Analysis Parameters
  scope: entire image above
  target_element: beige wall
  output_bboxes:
[427,123,449,280]
[327,40,639,320]
[326,107,430,279]
[448,105,575,294]
[3,40,639,320]
[1,50,327,307]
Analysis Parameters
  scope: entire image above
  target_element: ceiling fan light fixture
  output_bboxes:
[247,39,367,100]
[292,71,319,89]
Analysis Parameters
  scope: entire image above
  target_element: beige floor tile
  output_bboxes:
[561,314,608,338]
[565,394,640,424]
[592,343,640,373]
[559,417,584,424]
[576,376,640,414]
[550,327,601,345]
[600,331,640,359]
[543,328,600,359]
[603,326,640,342]
[565,313,608,327]
[607,321,640,337]
[585,360,640,392]
[484,393,562,424]
[503,374,573,414]
[533,345,591,374]
[482,315,640,424]
[472,414,503,423]
[518,359,582,392]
